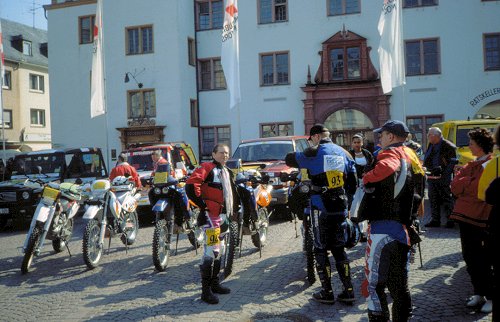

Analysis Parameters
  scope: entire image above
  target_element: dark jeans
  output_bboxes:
[459,222,493,298]
[428,179,453,223]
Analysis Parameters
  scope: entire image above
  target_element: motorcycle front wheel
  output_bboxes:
[120,211,139,246]
[52,217,74,253]
[303,220,316,285]
[223,221,239,279]
[251,207,268,249]
[21,226,42,274]
[82,219,103,269]
[152,219,171,272]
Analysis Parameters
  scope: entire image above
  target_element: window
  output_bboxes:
[127,89,156,118]
[328,0,360,16]
[196,0,223,30]
[405,38,440,76]
[1,110,12,129]
[79,15,95,44]
[406,115,443,149]
[201,126,231,159]
[2,71,11,90]
[198,58,226,90]
[330,46,360,80]
[484,33,500,71]
[403,0,438,8]
[126,25,153,55]
[190,99,199,127]
[23,41,32,56]
[260,52,289,86]
[259,0,288,24]
[29,74,45,92]
[30,109,46,126]
[260,122,293,137]
[188,38,196,66]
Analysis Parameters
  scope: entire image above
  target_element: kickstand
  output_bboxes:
[417,242,423,269]
[107,230,112,254]
[238,224,243,258]
[65,241,72,257]
[175,233,179,255]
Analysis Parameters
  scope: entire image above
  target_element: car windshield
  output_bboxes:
[128,151,154,171]
[232,141,294,162]
[11,153,65,176]
[456,125,497,147]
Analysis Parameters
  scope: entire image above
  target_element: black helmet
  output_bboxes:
[344,218,361,249]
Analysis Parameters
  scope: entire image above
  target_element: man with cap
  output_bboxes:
[360,120,425,321]
[286,124,358,304]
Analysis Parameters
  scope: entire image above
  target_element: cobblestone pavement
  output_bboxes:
[0,204,493,322]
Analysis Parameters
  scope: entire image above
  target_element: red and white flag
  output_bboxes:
[90,0,105,118]
[221,0,241,109]
[378,0,405,94]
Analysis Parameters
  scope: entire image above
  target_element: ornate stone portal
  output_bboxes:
[116,118,165,149]
[302,29,390,150]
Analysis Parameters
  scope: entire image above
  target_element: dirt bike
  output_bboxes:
[281,171,316,285]
[149,169,203,272]
[21,178,83,274]
[82,176,140,269]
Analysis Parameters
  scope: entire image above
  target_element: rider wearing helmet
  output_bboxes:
[286,124,358,305]
[185,143,239,304]
[109,153,141,188]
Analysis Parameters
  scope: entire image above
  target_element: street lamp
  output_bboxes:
[124,69,144,88]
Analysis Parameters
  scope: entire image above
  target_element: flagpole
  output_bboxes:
[0,21,7,180]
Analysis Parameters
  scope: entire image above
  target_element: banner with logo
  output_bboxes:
[221,0,241,109]
[90,0,105,118]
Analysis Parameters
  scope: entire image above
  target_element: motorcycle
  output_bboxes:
[281,171,316,285]
[21,178,82,274]
[235,170,273,253]
[149,167,203,272]
[82,176,140,269]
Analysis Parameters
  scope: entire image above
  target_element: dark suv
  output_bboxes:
[0,148,108,229]
[228,136,311,213]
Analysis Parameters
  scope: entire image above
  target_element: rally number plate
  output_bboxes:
[205,227,221,247]
[326,170,344,189]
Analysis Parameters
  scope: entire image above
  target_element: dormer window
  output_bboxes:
[23,40,32,56]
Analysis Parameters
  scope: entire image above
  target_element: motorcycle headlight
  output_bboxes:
[299,185,310,194]
[22,191,30,200]
[154,187,161,195]
[162,187,169,194]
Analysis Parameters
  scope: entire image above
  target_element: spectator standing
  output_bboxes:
[450,128,494,314]
[109,153,142,188]
[424,127,457,228]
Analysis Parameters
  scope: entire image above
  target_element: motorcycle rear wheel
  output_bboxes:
[120,211,139,246]
[21,226,42,274]
[187,208,202,248]
[251,207,268,249]
[82,219,103,269]
[152,219,171,272]
[223,221,239,279]
[52,217,74,253]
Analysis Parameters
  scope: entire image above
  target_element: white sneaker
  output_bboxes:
[480,300,492,313]
[466,295,486,308]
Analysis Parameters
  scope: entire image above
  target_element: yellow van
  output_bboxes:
[431,119,500,166]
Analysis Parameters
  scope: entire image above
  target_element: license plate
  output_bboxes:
[0,208,9,214]
[271,198,277,202]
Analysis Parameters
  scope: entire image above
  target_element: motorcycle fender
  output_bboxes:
[152,199,168,212]
[67,202,80,219]
[122,195,138,212]
[83,205,100,219]
[33,203,53,223]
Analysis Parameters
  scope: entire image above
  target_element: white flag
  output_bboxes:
[0,21,5,81]
[90,0,105,118]
[378,0,405,94]
[221,0,241,109]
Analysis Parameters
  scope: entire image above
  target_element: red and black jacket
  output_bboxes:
[185,161,239,216]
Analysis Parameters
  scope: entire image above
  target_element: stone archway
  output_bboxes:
[324,109,375,151]
[301,28,391,150]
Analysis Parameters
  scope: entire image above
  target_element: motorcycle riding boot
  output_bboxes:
[200,258,219,304]
[211,258,231,294]
[312,253,334,304]
[336,262,355,303]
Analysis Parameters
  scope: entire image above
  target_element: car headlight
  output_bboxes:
[162,187,170,194]
[22,191,30,200]
[154,187,161,195]
[299,185,310,193]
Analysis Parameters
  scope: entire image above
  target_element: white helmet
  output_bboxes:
[112,176,129,186]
